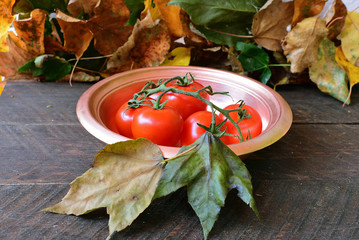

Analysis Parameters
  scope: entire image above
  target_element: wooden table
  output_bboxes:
[1,81,359,240]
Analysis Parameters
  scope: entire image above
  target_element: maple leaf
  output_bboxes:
[340,11,359,67]
[335,46,359,105]
[0,0,15,52]
[292,0,326,26]
[283,16,328,73]
[309,37,349,103]
[252,0,294,52]
[87,0,134,55]
[0,32,36,78]
[56,10,94,59]
[43,138,164,239]
[67,0,100,17]
[13,9,47,56]
[154,132,258,239]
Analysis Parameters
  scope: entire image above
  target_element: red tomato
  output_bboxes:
[220,104,262,144]
[161,81,209,120]
[181,111,221,146]
[131,106,184,147]
[115,98,153,138]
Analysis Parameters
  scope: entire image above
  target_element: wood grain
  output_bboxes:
[1,82,359,240]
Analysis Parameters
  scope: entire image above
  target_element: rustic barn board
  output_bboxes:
[1,81,359,240]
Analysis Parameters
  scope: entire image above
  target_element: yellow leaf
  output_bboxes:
[154,0,184,37]
[335,46,359,105]
[0,0,15,52]
[340,11,359,67]
[161,47,191,66]
[144,0,161,21]
[283,16,328,73]
[0,81,6,96]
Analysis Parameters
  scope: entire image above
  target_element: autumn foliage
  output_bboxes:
[0,0,358,104]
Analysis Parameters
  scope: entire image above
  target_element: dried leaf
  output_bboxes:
[60,71,100,82]
[154,0,184,37]
[283,16,328,73]
[13,9,47,55]
[320,0,347,41]
[340,11,359,67]
[335,46,359,104]
[252,0,294,52]
[107,14,171,71]
[56,10,93,59]
[87,0,133,55]
[309,38,348,103]
[67,0,100,17]
[43,139,164,238]
[0,0,15,52]
[161,47,191,66]
[292,0,326,26]
[0,81,6,96]
[0,33,35,77]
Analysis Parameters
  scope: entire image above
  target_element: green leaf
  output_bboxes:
[155,132,257,239]
[259,67,272,85]
[43,138,164,238]
[169,0,266,46]
[14,0,69,13]
[309,37,349,104]
[18,55,72,82]
[125,0,145,26]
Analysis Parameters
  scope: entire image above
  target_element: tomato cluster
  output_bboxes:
[115,78,262,147]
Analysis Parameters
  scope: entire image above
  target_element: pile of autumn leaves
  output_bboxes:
[0,0,358,104]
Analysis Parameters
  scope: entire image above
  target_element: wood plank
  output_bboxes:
[1,180,359,240]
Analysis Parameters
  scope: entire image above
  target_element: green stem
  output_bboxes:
[267,63,291,67]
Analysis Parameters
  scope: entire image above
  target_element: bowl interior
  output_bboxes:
[76,66,292,158]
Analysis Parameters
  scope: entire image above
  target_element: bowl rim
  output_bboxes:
[76,66,293,158]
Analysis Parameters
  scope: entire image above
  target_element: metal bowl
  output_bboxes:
[76,66,292,158]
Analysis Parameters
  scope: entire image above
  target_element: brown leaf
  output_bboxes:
[56,10,93,59]
[44,36,66,55]
[0,0,15,52]
[43,139,164,238]
[67,0,100,17]
[0,32,36,77]
[252,0,294,52]
[321,0,347,41]
[283,16,328,73]
[107,14,171,71]
[87,0,133,55]
[13,9,47,55]
[292,0,327,26]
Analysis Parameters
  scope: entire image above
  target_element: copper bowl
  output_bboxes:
[76,66,292,158]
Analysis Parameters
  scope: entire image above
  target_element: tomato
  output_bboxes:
[131,106,184,147]
[115,98,153,138]
[219,104,262,144]
[181,111,221,146]
[161,81,209,120]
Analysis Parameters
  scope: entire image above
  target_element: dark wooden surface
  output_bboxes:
[1,81,359,240]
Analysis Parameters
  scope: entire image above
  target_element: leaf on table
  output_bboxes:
[320,0,347,41]
[13,9,47,56]
[235,42,271,84]
[292,0,326,26]
[56,10,93,59]
[335,46,359,104]
[161,47,191,66]
[87,0,133,55]
[43,138,164,238]
[283,16,328,73]
[0,0,15,52]
[168,0,267,46]
[0,33,36,78]
[252,0,294,52]
[0,81,5,96]
[60,71,100,82]
[106,13,171,71]
[340,11,359,67]
[18,54,72,81]
[309,37,348,103]
[67,0,100,18]
[155,132,257,239]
